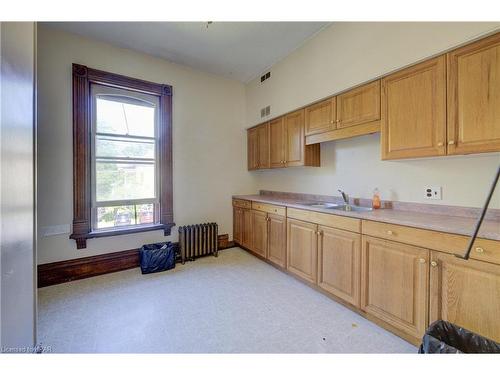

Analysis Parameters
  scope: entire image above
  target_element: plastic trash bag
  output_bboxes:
[140,242,176,274]
[419,320,500,353]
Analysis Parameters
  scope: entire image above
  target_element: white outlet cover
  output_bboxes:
[424,186,442,200]
[41,224,71,237]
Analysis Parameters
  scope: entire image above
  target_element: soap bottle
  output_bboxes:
[372,188,381,209]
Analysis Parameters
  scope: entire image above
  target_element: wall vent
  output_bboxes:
[260,105,271,118]
[260,71,271,83]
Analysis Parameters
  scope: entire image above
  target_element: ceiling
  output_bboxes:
[43,22,330,82]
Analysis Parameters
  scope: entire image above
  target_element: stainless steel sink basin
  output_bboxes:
[300,202,372,212]
[330,204,373,212]
[300,202,340,209]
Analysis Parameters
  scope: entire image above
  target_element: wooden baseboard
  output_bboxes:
[37,249,140,288]
[38,234,234,288]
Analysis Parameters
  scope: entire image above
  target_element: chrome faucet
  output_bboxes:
[338,189,349,205]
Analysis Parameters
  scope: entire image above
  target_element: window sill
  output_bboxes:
[89,224,168,238]
[71,222,175,249]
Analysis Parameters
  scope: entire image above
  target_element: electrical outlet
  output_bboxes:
[424,186,442,200]
[41,224,71,237]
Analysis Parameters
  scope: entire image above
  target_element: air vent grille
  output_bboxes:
[260,71,271,83]
[260,105,271,118]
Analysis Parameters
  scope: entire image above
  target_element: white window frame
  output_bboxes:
[90,84,160,231]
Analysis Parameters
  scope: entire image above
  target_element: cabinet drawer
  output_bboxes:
[251,201,286,216]
[362,220,500,265]
[287,208,360,233]
[232,199,252,209]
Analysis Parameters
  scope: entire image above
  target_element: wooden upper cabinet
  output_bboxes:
[287,218,318,284]
[257,122,270,169]
[267,213,286,268]
[247,122,270,170]
[269,117,286,168]
[285,109,321,167]
[305,97,336,136]
[381,56,447,160]
[247,127,259,170]
[252,210,268,258]
[317,227,361,307]
[447,32,500,155]
[337,80,380,129]
[285,109,306,166]
[361,236,429,341]
[430,251,500,342]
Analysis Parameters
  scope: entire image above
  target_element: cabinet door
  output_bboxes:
[247,128,259,170]
[257,122,270,169]
[305,97,336,136]
[242,208,253,250]
[430,251,500,342]
[252,210,268,258]
[287,218,318,283]
[233,207,243,244]
[269,117,286,168]
[318,226,361,307]
[361,236,429,340]
[337,80,380,129]
[381,56,446,160]
[447,32,500,155]
[268,213,286,268]
[285,109,305,167]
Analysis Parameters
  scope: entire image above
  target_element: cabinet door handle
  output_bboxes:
[430,261,438,267]
[418,258,426,264]
[475,247,484,253]
[448,140,455,145]
[386,230,393,235]
[437,142,443,147]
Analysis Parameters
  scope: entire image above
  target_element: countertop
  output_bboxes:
[233,194,500,241]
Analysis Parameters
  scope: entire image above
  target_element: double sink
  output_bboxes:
[300,202,373,212]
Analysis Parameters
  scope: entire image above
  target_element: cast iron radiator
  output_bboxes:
[178,223,219,264]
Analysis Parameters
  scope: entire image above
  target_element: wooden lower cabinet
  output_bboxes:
[252,210,268,257]
[287,218,318,284]
[430,251,500,342]
[268,213,286,268]
[233,207,243,244]
[235,200,500,346]
[241,208,253,250]
[317,227,361,308]
[361,236,429,341]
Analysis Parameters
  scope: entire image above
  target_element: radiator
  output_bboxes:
[178,223,219,264]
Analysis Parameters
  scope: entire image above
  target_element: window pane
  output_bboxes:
[96,97,155,137]
[96,162,155,202]
[96,204,154,229]
[96,136,155,159]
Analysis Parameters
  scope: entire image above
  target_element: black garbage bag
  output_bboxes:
[419,320,500,353]
[140,242,176,274]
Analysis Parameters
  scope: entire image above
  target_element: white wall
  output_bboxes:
[37,26,254,264]
[246,22,500,209]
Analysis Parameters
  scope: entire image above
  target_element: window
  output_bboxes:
[71,64,173,249]
[92,86,159,230]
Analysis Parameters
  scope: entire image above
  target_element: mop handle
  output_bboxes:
[456,165,500,260]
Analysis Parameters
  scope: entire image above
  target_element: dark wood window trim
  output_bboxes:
[70,64,174,249]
